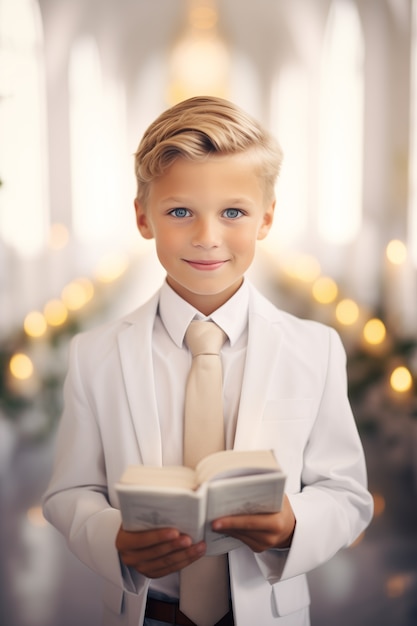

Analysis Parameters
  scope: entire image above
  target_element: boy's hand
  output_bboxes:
[211,494,296,553]
[116,526,206,578]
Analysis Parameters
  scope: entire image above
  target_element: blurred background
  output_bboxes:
[0,0,417,624]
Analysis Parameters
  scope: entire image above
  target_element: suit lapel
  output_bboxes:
[115,284,283,461]
[117,293,163,465]
[233,286,283,449]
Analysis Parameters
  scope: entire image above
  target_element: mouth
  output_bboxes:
[184,259,227,271]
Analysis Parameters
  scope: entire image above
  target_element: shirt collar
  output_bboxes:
[158,279,249,348]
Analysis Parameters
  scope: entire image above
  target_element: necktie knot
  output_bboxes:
[185,320,227,357]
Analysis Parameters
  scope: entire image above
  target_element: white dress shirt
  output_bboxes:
[148,278,249,599]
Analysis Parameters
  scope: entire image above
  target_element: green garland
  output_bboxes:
[0,270,130,441]
[1,259,416,442]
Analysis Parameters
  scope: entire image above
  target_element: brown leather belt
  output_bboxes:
[145,597,234,625]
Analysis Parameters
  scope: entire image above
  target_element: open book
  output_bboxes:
[116,449,286,556]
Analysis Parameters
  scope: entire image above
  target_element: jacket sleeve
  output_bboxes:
[255,327,374,583]
[42,334,149,598]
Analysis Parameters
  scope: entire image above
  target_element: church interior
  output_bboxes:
[0,0,417,624]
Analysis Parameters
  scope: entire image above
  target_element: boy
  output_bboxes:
[43,96,373,626]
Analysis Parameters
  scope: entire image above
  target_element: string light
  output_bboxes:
[24,310,48,338]
[9,353,34,380]
[285,254,321,283]
[312,276,338,304]
[278,256,415,405]
[363,318,386,345]
[390,366,413,393]
[95,253,129,283]
[386,239,407,265]
[61,278,94,311]
[44,299,68,326]
[335,298,359,325]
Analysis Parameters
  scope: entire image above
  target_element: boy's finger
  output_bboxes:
[117,527,180,551]
[212,513,277,532]
[126,534,194,563]
[137,541,207,578]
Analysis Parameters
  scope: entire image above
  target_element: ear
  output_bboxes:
[257,199,275,241]
[134,199,154,239]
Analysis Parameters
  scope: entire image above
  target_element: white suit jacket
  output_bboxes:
[43,282,373,626]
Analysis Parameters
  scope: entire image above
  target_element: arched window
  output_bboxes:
[318,0,364,245]
[0,0,49,257]
[409,0,417,267]
[69,35,129,248]
[271,65,311,249]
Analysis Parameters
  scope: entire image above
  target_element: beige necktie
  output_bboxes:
[180,320,230,626]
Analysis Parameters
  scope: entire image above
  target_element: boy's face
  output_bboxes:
[135,153,275,315]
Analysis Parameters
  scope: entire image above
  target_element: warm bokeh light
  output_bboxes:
[390,366,413,393]
[76,277,95,300]
[168,35,230,103]
[385,574,412,599]
[189,4,218,29]
[27,505,48,528]
[167,0,229,106]
[335,298,359,325]
[44,299,68,326]
[9,353,34,380]
[48,223,70,250]
[386,239,407,265]
[95,253,129,283]
[312,276,338,304]
[24,310,48,338]
[363,318,386,345]
[349,531,365,548]
[372,492,386,517]
[61,277,94,311]
[285,255,322,283]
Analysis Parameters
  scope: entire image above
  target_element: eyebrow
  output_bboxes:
[224,197,254,206]
[160,197,189,204]
[159,196,254,206]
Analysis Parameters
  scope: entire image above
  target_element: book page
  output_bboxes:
[196,449,280,485]
[204,472,286,555]
[118,465,197,490]
[117,485,207,542]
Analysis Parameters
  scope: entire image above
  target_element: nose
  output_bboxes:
[191,217,221,248]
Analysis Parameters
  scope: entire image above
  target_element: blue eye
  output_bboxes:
[170,208,190,218]
[224,208,243,219]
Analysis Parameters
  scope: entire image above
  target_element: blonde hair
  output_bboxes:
[134,96,283,205]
